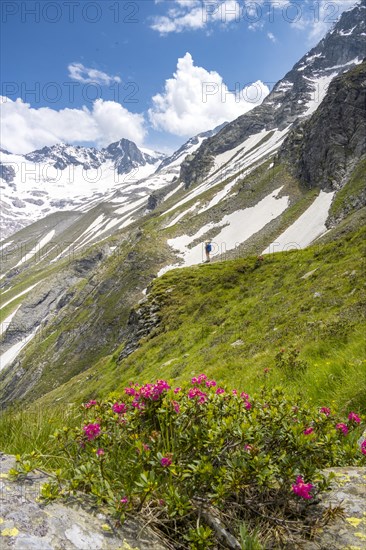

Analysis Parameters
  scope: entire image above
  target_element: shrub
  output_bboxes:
[274,346,308,376]
[13,377,365,548]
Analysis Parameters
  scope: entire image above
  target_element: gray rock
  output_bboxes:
[231,339,244,347]
[306,467,366,549]
[0,454,168,550]
[301,269,318,279]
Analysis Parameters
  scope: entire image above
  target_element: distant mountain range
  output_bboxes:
[0,126,230,240]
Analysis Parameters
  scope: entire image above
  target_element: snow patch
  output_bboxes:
[263,191,335,254]
[160,187,289,275]
[1,282,41,310]
[0,330,38,372]
[339,26,356,36]
[0,305,20,337]
[301,73,338,116]
[14,230,55,267]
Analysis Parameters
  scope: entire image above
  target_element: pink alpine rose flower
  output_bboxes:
[320,407,331,416]
[84,400,97,409]
[336,423,349,435]
[292,476,314,499]
[112,402,127,414]
[160,456,172,467]
[361,441,366,455]
[348,412,361,423]
[83,423,101,441]
[303,427,314,436]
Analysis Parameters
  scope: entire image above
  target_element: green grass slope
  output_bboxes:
[26,210,366,416]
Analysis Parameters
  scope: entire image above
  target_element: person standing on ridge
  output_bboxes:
[204,240,212,263]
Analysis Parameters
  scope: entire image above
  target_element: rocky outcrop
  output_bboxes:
[118,295,162,360]
[279,61,366,191]
[307,467,366,549]
[0,453,168,550]
[0,163,16,184]
[147,191,165,211]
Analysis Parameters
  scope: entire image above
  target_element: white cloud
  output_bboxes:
[0,97,146,154]
[267,32,277,43]
[68,63,121,85]
[293,0,359,44]
[148,52,269,137]
[153,0,360,42]
[151,0,241,34]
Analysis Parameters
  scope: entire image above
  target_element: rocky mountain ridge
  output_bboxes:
[24,139,166,174]
[180,0,366,188]
[279,62,366,190]
[0,128,223,240]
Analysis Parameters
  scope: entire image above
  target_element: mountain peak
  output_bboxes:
[21,139,166,175]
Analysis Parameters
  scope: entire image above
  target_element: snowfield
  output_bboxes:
[159,188,289,276]
[263,191,335,254]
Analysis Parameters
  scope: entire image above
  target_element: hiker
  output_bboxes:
[204,240,212,263]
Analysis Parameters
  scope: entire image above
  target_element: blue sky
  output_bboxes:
[0,0,358,154]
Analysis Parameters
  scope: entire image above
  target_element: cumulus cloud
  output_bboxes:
[68,62,121,85]
[148,53,269,137]
[267,32,277,43]
[0,97,146,154]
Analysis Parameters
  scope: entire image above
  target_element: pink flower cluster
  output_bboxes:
[83,423,101,441]
[124,380,171,409]
[336,423,349,435]
[348,412,361,423]
[292,476,313,499]
[191,374,217,388]
[320,407,331,416]
[335,411,362,435]
[84,400,97,409]
[161,456,172,467]
[172,401,180,414]
[112,402,127,414]
[188,387,208,404]
[239,392,252,410]
[361,441,366,456]
[191,374,207,385]
[303,427,314,436]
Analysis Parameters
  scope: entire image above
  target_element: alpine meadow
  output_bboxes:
[0,1,365,549]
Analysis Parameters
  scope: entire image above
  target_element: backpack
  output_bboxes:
[206,243,212,253]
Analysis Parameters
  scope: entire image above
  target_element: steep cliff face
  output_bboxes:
[279,61,366,191]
